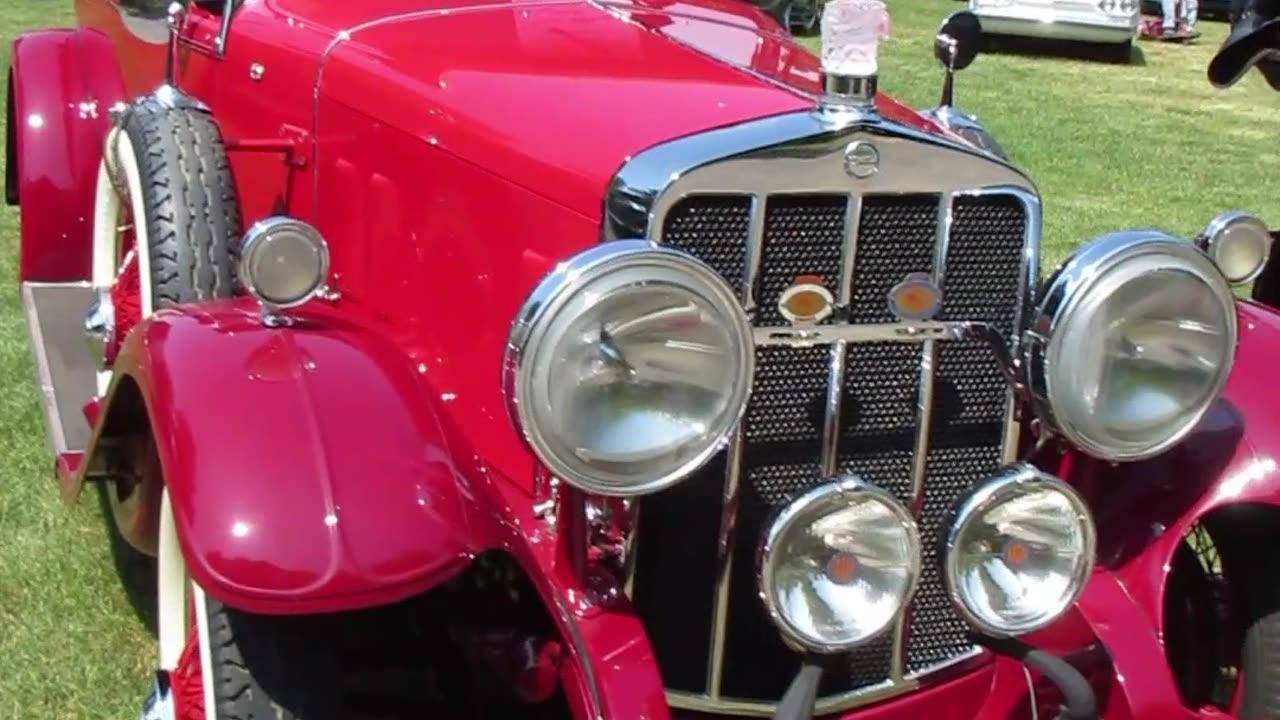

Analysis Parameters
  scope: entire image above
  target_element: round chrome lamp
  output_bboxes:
[1198,211,1272,286]
[1023,231,1236,461]
[239,217,330,312]
[943,465,1095,637]
[503,240,753,497]
[758,476,921,653]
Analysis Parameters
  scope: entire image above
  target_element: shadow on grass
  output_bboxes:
[983,34,1149,66]
[94,481,158,639]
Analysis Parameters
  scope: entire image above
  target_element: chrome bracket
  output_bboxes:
[816,71,880,126]
[154,2,212,112]
[948,321,1027,404]
[532,468,560,529]
[84,288,115,372]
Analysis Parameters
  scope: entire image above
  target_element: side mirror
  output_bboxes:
[934,11,983,107]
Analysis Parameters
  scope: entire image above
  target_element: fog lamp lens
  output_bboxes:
[239,217,330,308]
[944,465,1096,637]
[1201,211,1272,285]
[759,476,920,653]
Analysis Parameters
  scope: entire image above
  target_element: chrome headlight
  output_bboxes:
[239,217,330,309]
[944,465,1095,637]
[1024,231,1236,461]
[758,476,921,653]
[1199,211,1273,286]
[503,240,753,496]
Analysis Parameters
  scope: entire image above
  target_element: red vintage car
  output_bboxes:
[8,0,1280,718]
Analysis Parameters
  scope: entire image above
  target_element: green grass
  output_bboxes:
[0,0,1276,717]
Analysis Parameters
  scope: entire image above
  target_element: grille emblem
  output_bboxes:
[778,275,835,325]
[844,141,880,179]
[888,273,942,321]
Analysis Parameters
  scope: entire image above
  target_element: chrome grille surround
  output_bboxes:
[604,110,1041,716]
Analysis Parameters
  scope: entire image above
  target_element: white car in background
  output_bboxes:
[969,0,1140,59]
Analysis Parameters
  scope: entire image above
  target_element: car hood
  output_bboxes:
[316,0,944,221]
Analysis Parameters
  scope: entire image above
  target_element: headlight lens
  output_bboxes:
[504,241,753,496]
[1026,232,1236,461]
[239,217,330,308]
[944,465,1095,637]
[759,476,920,653]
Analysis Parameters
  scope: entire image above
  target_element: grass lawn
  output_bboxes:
[0,0,1276,717]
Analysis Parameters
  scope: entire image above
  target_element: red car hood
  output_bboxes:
[316,0,945,221]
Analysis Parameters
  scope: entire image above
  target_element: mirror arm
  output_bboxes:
[939,68,955,107]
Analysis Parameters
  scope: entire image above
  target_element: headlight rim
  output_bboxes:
[757,475,923,654]
[502,239,755,497]
[942,464,1097,638]
[1023,230,1237,462]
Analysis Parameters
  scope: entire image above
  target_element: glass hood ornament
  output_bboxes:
[818,0,889,115]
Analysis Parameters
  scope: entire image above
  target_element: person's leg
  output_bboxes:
[1160,0,1178,31]
[1185,0,1199,28]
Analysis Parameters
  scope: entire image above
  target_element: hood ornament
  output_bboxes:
[818,0,890,120]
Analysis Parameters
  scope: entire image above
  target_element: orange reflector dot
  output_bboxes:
[826,552,858,585]
[784,291,826,318]
[1004,540,1030,566]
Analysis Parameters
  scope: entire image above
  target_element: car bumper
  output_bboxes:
[973,4,1138,43]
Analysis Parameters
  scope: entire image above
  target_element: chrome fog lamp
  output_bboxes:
[239,217,330,309]
[944,465,1095,637]
[1198,211,1272,286]
[758,476,921,653]
[1024,231,1236,461]
[503,240,753,496]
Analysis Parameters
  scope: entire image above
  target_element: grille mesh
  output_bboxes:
[633,190,1029,706]
[754,196,848,326]
[849,195,940,324]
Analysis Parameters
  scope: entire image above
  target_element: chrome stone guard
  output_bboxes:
[599,105,1043,715]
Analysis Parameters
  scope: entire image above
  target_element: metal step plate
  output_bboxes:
[22,282,96,457]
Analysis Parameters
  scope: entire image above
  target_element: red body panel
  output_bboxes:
[8,29,124,282]
[1088,301,1280,633]
[110,300,506,612]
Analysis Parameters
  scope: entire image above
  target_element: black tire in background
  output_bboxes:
[1238,555,1280,717]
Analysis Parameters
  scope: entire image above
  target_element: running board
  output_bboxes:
[21,282,96,462]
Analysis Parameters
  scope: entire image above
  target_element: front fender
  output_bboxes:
[8,29,125,282]
[103,299,505,613]
[1087,300,1280,633]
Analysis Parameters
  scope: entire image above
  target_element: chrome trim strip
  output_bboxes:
[821,344,845,477]
[706,431,743,698]
[893,193,953,680]
[755,320,978,346]
[603,111,1037,243]
[622,498,640,598]
[992,187,1042,464]
[667,677,915,718]
[822,196,860,476]
[550,592,605,720]
[743,195,766,316]
[705,200,765,697]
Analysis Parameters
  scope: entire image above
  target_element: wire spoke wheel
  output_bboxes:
[1164,523,1240,713]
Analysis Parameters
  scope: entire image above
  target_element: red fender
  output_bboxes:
[104,299,508,614]
[1081,300,1280,636]
[7,29,125,282]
